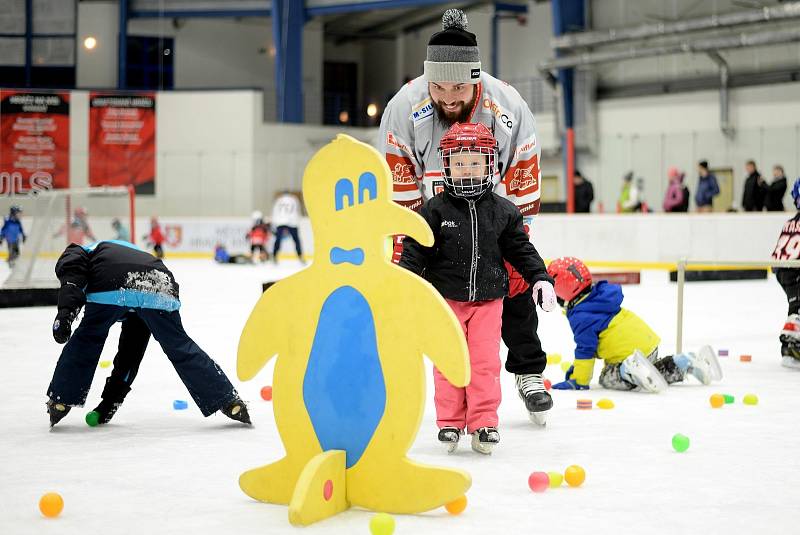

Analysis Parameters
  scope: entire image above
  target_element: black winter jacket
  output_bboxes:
[399,190,552,302]
[55,241,180,313]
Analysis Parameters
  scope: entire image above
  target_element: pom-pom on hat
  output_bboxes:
[424,9,481,85]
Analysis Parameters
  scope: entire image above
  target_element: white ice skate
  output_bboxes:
[679,345,723,385]
[438,427,462,454]
[782,356,800,370]
[471,427,499,455]
[620,350,668,393]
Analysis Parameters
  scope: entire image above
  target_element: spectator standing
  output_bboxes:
[663,167,689,213]
[695,160,720,213]
[766,165,788,211]
[573,170,594,213]
[742,160,767,212]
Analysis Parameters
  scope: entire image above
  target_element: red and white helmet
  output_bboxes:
[438,122,497,198]
[547,256,592,305]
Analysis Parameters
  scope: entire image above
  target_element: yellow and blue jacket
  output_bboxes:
[566,281,660,386]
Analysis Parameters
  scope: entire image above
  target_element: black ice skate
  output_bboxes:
[91,399,123,425]
[437,426,462,454]
[46,399,71,428]
[515,374,552,426]
[91,377,132,424]
[471,427,500,455]
[221,397,252,425]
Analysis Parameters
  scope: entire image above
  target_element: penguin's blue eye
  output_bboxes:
[358,172,377,204]
[335,179,354,211]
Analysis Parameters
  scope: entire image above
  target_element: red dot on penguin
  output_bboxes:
[323,479,333,501]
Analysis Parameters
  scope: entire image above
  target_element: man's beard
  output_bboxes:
[432,91,478,128]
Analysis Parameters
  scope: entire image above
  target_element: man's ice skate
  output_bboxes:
[437,426,462,454]
[221,397,252,425]
[46,399,71,428]
[470,427,499,455]
[515,374,552,425]
[620,350,667,393]
[684,345,723,384]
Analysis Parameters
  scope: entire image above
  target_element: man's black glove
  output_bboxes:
[52,308,77,344]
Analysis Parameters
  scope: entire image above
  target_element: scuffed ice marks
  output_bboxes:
[125,270,178,298]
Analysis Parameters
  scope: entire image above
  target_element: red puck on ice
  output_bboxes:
[739,354,752,362]
[576,399,592,410]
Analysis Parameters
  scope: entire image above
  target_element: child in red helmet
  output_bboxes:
[547,256,722,392]
[400,122,555,454]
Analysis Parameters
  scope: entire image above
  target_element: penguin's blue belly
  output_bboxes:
[303,285,386,468]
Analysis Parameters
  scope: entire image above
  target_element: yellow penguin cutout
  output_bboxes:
[237,134,472,526]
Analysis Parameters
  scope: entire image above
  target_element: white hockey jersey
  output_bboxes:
[271,194,302,227]
[377,72,541,217]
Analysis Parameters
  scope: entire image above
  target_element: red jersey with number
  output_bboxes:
[772,213,800,260]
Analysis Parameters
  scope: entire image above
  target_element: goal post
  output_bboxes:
[675,258,800,353]
[0,185,135,306]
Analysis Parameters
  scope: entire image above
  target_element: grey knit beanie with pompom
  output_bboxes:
[424,9,481,84]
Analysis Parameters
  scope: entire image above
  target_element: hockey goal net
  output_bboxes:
[1,186,135,296]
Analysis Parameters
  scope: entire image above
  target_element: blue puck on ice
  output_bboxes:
[173,400,188,410]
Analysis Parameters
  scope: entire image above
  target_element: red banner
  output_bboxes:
[0,90,70,194]
[89,93,156,194]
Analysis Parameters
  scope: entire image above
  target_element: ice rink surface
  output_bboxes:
[2,259,799,535]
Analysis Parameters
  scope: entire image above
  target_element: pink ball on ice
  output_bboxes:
[528,471,550,493]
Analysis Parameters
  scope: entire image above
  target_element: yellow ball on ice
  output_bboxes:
[547,353,562,365]
[369,512,395,535]
[547,471,563,488]
[596,398,614,409]
[560,361,573,373]
[743,393,758,406]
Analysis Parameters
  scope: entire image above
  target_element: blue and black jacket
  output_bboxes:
[55,240,180,313]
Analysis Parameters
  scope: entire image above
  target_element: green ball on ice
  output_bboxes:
[85,411,100,427]
[672,433,690,452]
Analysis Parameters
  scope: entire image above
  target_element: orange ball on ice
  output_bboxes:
[564,465,585,487]
[260,386,273,401]
[39,492,64,518]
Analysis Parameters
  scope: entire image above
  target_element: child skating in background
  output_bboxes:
[144,217,165,258]
[111,218,130,242]
[548,256,723,392]
[247,211,270,262]
[771,177,800,369]
[54,207,96,245]
[0,205,26,266]
[400,123,556,454]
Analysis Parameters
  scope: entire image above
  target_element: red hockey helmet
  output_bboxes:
[547,256,592,304]
[438,122,497,198]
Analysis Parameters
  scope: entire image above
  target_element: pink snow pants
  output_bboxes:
[433,298,503,433]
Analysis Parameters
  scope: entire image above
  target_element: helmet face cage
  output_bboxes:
[439,146,496,198]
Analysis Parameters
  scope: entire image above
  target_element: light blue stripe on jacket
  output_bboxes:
[86,288,180,312]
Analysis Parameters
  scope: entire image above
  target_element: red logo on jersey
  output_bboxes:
[386,153,416,186]
[503,154,540,196]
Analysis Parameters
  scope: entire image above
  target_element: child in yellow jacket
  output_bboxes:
[547,257,723,392]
